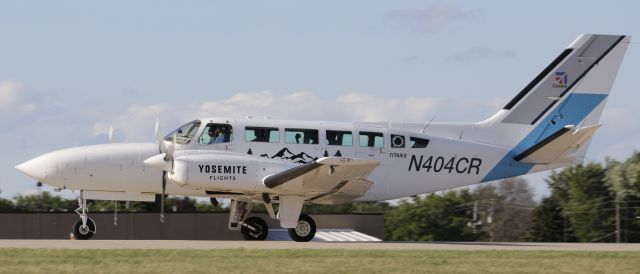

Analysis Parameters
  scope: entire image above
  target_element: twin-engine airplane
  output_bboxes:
[15,34,630,241]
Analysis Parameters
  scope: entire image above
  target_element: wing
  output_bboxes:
[262,157,380,205]
[514,124,601,164]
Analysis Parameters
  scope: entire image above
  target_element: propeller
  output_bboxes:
[145,119,177,223]
[108,125,114,143]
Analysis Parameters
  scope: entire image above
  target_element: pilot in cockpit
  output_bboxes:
[205,127,223,144]
[206,127,225,144]
[212,127,226,143]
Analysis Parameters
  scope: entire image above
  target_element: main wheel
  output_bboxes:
[241,216,268,241]
[73,218,96,240]
[288,214,316,242]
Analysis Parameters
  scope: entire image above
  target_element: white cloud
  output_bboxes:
[335,93,444,121]
[94,90,446,142]
[384,3,479,33]
[0,81,21,108]
[92,103,171,142]
[195,90,444,122]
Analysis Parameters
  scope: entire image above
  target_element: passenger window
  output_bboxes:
[285,128,319,144]
[325,130,353,146]
[245,127,280,143]
[391,134,405,148]
[164,120,201,144]
[359,132,384,148]
[410,137,430,148]
[199,123,233,145]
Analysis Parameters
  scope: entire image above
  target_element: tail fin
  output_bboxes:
[500,34,629,126]
[480,34,631,181]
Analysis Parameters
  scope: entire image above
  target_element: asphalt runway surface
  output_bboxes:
[0,240,639,251]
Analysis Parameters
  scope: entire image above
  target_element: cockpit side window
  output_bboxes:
[164,120,201,144]
[245,127,280,143]
[199,123,233,145]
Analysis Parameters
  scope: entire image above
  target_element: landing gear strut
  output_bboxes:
[72,190,96,240]
[288,214,316,242]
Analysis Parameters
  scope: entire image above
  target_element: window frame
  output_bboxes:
[164,120,201,145]
[198,123,234,145]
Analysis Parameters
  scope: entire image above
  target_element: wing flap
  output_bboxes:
[262,157,380,202]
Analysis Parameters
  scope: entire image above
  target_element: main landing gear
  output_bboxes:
[288,214,316,242]
[228,199,317,242]
[241,216,268,240]
[72,190,96,240]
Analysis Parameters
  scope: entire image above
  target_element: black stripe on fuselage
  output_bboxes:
[502,48,574,110]
[529,35,626,125]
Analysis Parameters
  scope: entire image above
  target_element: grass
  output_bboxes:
[0,249,639,274]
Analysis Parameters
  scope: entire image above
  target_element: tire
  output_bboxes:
[73,218,96,240]
[241,216,268,241]
[287,214,316,242]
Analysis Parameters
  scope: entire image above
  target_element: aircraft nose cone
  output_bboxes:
[15,155,49,181]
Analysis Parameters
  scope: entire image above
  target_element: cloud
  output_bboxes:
[0,81,38,114]
[92,103,173,142]
[195,90,444,122]
[93,91,446,142]
[450,46,517,63]
[0,81,20,108]
[384,3,479,33]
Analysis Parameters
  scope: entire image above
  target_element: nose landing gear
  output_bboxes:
[72,190,96,240]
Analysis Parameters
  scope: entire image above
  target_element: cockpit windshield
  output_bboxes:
[164,120,201,144]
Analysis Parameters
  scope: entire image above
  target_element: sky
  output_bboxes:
[0,1,639,199]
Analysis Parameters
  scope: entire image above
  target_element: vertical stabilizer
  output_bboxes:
[479,34,631,181]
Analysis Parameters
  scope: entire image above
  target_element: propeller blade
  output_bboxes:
[160,171,166,223]
[154,118,162,142]
[108,125,114,143]
[164,132,177,162]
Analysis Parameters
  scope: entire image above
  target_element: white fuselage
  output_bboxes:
[17,117,520,202]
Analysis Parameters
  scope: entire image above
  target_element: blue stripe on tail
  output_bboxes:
[481,93,607,182]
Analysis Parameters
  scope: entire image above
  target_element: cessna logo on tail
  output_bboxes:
[552,71,568,88]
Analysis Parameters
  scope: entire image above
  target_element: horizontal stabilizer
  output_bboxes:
[514,124,601,164]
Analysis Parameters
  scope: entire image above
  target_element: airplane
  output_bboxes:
[15,34,631,241]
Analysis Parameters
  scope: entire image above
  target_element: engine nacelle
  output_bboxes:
[167,152,295,192]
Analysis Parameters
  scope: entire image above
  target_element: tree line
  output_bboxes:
[386,152,640,242]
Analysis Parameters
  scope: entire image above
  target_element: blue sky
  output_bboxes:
[1,1,638,198]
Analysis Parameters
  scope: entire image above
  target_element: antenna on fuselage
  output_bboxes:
[420,116,436,133]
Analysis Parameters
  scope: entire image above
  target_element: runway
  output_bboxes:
[1,240,639,251]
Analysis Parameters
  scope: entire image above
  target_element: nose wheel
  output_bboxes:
[287,214,316,242]
[72,190,96,240]
[73,218,96,240]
